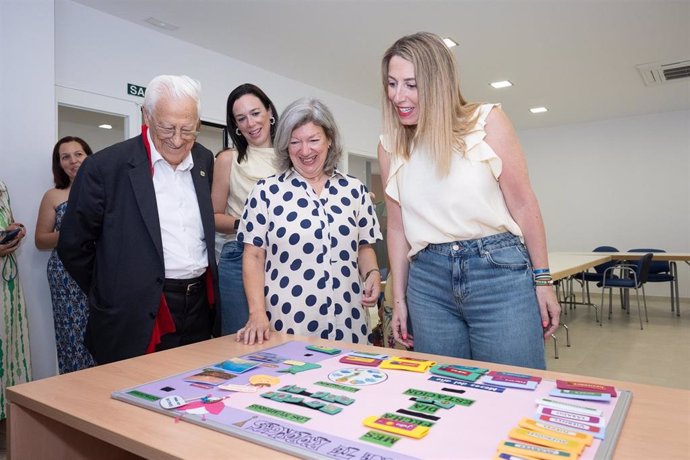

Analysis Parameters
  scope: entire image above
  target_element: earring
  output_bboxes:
[235,128,242,136]
[270,117,276,125]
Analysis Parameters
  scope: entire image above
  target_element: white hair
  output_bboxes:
[143,75,202,116]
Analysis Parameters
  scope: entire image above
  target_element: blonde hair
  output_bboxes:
[381,32,480,176]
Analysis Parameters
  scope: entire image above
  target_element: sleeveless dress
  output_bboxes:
[48,201,96,373]
[0,180,31,419]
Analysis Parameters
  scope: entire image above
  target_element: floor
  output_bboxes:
[546,293,690,390]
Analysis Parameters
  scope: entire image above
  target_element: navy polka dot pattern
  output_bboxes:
[237,168,382,344]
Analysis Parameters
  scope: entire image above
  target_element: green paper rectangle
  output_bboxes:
[360,430,400,448]
[127,390,159,402]
[314,381,360,393]
[245,404,311,424]
[404,388,475,406]
[319,404,343,415]
[409,402,439,414]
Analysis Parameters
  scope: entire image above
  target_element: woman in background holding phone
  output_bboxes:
[0,179,32,424]
[35,136,96,373]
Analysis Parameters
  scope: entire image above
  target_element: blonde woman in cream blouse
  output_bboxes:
[378,32,560,369]
[212,84,280,335]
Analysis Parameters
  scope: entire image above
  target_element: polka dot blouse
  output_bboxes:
[237,168,382,344]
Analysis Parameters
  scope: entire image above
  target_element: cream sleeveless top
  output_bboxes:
[225,146,278,238]
[382,103,523,258]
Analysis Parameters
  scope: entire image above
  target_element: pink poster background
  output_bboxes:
[114,341,627,459]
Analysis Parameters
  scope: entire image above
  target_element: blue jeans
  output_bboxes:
[406,232,546,369]
[218,240,250,335]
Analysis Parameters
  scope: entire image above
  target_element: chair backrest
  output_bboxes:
[635,253,654,285]
[628,248,669,274]
[592,246,619,274]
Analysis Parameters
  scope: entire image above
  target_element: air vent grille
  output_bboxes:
[663,65,690,81]
[636,59,690,86]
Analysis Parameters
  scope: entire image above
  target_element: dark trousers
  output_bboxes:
[157,275,213,351]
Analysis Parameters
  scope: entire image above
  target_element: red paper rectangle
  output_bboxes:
[556,380,617,397]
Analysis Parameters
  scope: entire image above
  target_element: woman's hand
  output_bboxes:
[536,285,561,339]
[236,311,271,345]
[0,223,25,256]
[361,270,381,307]
[391,298,414,348]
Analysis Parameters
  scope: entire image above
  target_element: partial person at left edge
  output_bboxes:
[58,75,219,365]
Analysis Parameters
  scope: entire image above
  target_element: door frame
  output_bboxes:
[56,86,141,139]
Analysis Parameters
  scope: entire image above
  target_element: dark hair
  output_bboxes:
[226,83,279,163]
[52,136,93,189]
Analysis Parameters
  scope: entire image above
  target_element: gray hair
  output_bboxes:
[143,75,202,118]
[274,98,342,175]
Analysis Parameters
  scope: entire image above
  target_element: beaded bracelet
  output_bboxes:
[534,280,554,286]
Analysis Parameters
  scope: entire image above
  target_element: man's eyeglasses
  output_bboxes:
[152,124,200,141]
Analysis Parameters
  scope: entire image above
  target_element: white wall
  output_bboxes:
[1,0,59,379]
[520,109,690,298]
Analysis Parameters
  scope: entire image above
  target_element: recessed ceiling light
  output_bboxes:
[145,17,179,31]
[98,124,112,129]
[443,37,458,48]
[530,107,548,114]
[490,80,513,89]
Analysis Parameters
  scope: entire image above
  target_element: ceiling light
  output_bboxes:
[443,37,458,48]
[529,107,548,114]
[490,80,513,89]
[145,17,179,31]
[98,124,112,129]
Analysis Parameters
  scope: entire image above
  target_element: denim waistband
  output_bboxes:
[424,232,523,256]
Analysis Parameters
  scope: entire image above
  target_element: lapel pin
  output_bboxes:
[200,171,206,177]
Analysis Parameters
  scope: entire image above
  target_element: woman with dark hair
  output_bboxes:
[211,84,281,335]
[35,136,95,373]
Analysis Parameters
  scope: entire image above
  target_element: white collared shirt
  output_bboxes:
[148,130,207,279]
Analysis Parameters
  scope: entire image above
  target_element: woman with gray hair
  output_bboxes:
[236,98,382,346]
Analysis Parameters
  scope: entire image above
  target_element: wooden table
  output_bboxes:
[559,252,689,316]
[7,334,690,459]
[571,252,690,263]
[549,253,613,281]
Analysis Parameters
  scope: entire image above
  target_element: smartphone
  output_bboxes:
[0,228,21,244]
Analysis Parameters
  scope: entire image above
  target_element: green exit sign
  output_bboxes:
[127,83,146,98]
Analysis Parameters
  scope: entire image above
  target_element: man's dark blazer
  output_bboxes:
[58,134,219,365]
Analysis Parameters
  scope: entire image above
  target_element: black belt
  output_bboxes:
[164,275,204,295]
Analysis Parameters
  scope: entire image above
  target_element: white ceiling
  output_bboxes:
[72,0,690,130]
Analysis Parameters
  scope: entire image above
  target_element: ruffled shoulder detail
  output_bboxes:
[379,134,404,203]
[463,103,502,179]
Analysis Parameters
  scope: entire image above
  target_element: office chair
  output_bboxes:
[628,248,680,316]
[574,246,621,324]
[600,253,653,330]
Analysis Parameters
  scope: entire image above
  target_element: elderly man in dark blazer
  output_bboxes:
[58,75,219,365]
